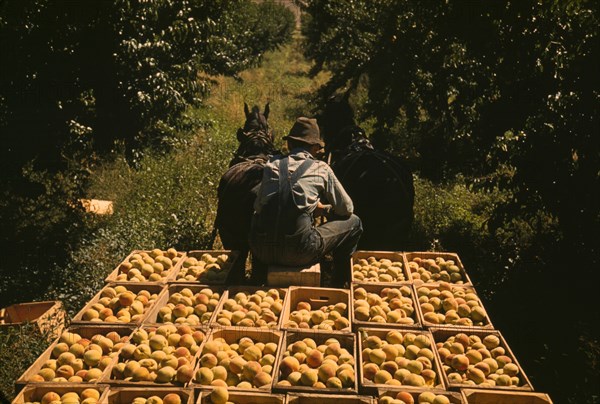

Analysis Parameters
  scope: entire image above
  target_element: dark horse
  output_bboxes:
[318,97,415,251]
[215,103,279,283]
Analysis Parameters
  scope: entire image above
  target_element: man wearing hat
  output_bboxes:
[249,117,362,287]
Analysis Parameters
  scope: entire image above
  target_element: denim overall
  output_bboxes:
[249,156,323,267]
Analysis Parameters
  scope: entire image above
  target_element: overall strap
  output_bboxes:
[270,156,316,238]
[280,157,316,207]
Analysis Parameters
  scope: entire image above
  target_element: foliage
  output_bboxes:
[0,323,57,401]
[302,0,599,266]
[203,0,296,76]
[0,0,296,306]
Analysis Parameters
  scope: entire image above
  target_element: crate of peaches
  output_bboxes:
[352,284,420,330]
[352,251,409,283]
[105,248,185,283]
[273,330,358,394]
[199,388,286,404]
[431,328,533,391]
[108,324,206,385]
[12,384,108,404]
[280,287,351,333]
[17,326,133,387]
[105,387,195,404]
[415,282,492,329]
[71,283,163,325]
[171,250,239,284]
[358,328,445,394]
[211,287,287,329]
[404,253,471,286]
[143,284,224,328]
[190,328,282,392]
[460,388,553,404]
[378,389,464,404]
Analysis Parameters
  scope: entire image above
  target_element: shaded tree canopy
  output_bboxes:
[0,0,295,180]
[302,0,599,262]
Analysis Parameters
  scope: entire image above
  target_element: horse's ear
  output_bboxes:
[236,128,246,142]
[244,103,250,118]
[264,103,270,120]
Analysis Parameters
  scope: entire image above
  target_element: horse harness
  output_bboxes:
[327,126,410,195]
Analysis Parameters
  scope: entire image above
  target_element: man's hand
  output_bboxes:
[314,201,333,218]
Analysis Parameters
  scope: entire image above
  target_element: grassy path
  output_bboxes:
[193,35,329,152]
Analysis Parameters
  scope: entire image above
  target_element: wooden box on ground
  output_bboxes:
[378,388,464,403]
[12,383,109,404]
[0,300,65,338]
[210,286,288,329]
[461,388,553,404]
[268,262,321,287]
[103,325,207,387]
[404,252,472,287]
[357,328,445,394]
[414,284,493,330]
[272,330,358,395]
[105,387,195,404]
[198,389,286,404]
[190,327,283,393]
[104,249,186,284]
[351,251,409,284]
[16,325,135,389]
[170,250,240,284]
[287,392,376,404]
[71,283,164,326]
[142,283,225,328]
[280,286,352,333]
[351,283,421,331]
[431,328,533,391]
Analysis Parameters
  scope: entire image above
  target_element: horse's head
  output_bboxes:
[243,102,270,133]
[317,95,371,160]
[232,103,278,165]
[317,95,357,154]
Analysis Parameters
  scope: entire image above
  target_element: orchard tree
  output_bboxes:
[302,0,599,262]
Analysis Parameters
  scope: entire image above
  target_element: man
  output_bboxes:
[249,117,362,287]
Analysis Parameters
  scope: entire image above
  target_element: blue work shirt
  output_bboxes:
[254,148,353,217]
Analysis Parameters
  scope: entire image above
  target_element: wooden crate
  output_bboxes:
[16,325,135,388]
[170,250,240,284]
[351,283,421,330]
[287,392,376,404]
[12,383,109,404]
[357,328,446,394]
[431,328,533,391]
[104,387,195,404]
[143,283,225,328]
[351,251,410,284]
[280,286,352,333]
[210,286,288,329]
[189,327,283,393]
[413,284,493,330]
[71,283,165,326]
[404,252,472,286]
[378,388,464,403]
[0,300,65,338]
[268,262,321,287]
[272,330,358,395]
[103,325,207,387]
[461,388,553,403]
[198,389,286,404]
[105,249,186,284]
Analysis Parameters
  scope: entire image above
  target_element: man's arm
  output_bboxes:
[325,167,353,217]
